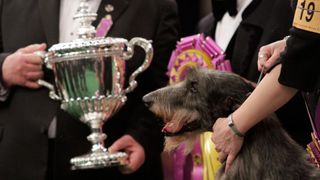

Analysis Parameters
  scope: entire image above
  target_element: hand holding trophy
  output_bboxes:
[36,0,153,170]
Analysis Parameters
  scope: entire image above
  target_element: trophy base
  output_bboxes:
[70,151,128,170]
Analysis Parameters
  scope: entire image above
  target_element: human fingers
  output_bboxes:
[119,147,145,174]
[212,117,224,134]
[225,153,236,172]
[257,47,273,72]
[108,136,129,154]
[24,63,43,72]
[110,135,145,174]
[18,43,47,54]
[24,71,44,81]
[218,151,228,163]
[215,145,222,152]
[257,52,268,71]
[262,39,286,71]
[212,119,217,133]
[122,144,145,174]
[17,69,43,89]
[19,55,44,83]
[258,39,288,72]
[211,118,228,144]
[262,51,280,72]
[257,42,275,71]
[2,48,45,88]
[24,80,42,89]
[108,136,130,171]
[24,53,44,65]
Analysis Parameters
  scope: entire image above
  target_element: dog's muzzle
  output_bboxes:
[142,94,154,108]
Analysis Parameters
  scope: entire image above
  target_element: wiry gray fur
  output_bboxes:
[143,68,320,180]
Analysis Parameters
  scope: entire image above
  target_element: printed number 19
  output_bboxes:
[300,0,315,22]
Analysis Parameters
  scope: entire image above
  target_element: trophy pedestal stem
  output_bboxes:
[70,118,128,170]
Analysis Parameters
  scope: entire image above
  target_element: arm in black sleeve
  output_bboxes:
[278,27,320,92]
[0,0,10,102]
[0,53,10,102]
[277,0,320,91]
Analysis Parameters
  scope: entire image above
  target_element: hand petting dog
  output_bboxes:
[212,117,243,172]
[144,68,320,179]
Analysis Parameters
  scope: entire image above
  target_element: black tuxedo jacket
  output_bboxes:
[198,0,312,147]
[0,0,179,179]
[199,0,294,82]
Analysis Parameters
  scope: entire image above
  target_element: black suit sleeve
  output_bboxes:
[0,0,10,101]
[0,54,10,102]
[278,27,320,92]
[277,0,320,91]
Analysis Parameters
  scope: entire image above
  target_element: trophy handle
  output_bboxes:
[37,79,61,100]
[35,51,61,100]
[124,38,153,94]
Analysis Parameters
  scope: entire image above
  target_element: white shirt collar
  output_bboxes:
[215,0,253,51]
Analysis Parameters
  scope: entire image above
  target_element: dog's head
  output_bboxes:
[143,68,253,151]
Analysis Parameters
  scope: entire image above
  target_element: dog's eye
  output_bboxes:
[189,80,198,93]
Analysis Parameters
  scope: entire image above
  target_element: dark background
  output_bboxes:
[176,0,212,36]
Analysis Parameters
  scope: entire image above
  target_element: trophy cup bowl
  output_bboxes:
[36,0,154,170]
[38,36,153,169]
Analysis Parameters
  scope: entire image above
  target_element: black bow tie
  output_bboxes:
[212,0,238,21]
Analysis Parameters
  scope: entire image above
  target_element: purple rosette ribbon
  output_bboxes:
[167,33,232,84]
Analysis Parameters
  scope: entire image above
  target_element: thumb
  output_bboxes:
[18,43,47,53]
[264,53,279,71]
[109,136,128,153]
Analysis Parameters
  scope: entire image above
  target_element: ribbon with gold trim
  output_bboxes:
[167,33,232,84]
[305,94,320,168]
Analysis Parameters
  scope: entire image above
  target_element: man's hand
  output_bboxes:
[109,135,145,174]
[2,43,46,88]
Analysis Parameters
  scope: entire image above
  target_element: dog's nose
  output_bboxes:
[142,94,153,107]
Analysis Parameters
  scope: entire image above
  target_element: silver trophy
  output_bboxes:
[37,0,153,169]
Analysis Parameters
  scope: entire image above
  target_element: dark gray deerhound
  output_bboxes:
[143,68,320,180]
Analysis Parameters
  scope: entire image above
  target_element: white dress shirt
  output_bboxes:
[48,0,102,138]
[59,0,102,43]
[214,0,253,51]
